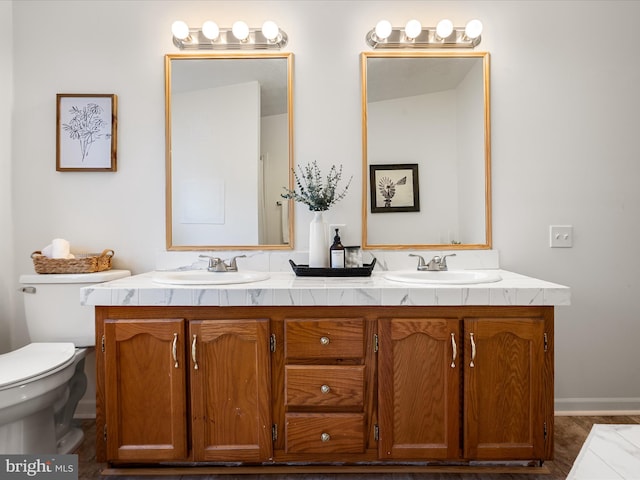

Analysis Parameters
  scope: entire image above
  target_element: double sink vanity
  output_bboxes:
[83,46,569,474]
[83,262,569,474]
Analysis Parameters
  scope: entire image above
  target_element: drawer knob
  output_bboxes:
[320,336,330,345]
[320,384,331,394]
[321,432,331,442]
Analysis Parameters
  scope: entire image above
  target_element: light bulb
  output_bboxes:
[374,19,392,40]
[232,20,250,41]
[202,21,220,40]
[262,20,279,41]
[171,20,190,40]
[404,19,422,39]
[465,19,483,39]
[436,18,454,39]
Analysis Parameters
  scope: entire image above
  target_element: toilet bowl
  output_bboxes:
[0,269,130,454]
[0,343,78,453]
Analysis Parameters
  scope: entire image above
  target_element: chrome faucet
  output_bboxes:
[199,255,246,272]
[409,253,457,271]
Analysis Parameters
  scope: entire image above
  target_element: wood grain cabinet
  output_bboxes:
[95,305,554,471]
[282,318,368,456]
[377,317,461,460]
[463,315,553,461]
[102,318,188,462]
[189,319,272,462]
[97,310,272,464]
[377,308,554,463]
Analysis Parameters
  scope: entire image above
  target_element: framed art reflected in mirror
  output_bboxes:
[369,163,420,213]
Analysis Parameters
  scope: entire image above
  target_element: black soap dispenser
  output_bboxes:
[330,228,345,268]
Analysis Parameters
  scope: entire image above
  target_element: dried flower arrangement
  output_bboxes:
[281,161,353,211]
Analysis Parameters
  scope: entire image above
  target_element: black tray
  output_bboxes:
[289,258,376,277]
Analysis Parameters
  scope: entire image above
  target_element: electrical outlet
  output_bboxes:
[329,224,347,244]
[549,225,573,248]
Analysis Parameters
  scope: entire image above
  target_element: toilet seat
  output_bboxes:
[0,343,76,390]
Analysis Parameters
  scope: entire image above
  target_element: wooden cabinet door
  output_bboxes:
[103,319,187,461]
[190,319,272,462]
[378,317,461,460]
[464,316,548,460]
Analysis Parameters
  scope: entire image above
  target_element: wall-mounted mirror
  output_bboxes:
[165,53,294,250]
[361,51,491,249]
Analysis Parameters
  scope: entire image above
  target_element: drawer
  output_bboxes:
[284,318,364,360]
[285,413,366,454]
[285,365,365,409]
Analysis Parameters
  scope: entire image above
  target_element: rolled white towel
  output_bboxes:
[51,238,71,259]
[42,244,53,258]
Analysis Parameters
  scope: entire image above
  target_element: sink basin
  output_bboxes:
[152,270,270,285]
[383,270,502,285]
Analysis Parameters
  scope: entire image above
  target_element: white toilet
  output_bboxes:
[0,269,130,454]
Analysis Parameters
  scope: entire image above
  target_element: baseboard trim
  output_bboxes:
[75,398,96,419]
[555,410,640,416]
[102,465,550,476]
[555,397,640,415]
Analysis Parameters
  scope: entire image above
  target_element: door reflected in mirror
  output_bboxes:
[165,53,294,250]
[361,51,491,249]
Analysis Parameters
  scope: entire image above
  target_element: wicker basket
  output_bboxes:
[31,249,114,274]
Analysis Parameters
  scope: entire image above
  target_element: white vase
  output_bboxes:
[308,211,329,268]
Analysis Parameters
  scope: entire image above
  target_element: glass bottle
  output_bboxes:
[330,228,345,268]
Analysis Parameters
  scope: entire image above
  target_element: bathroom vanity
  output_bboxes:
[84,269,569,474]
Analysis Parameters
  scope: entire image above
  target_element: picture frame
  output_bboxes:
[56,94,117,171]
[369,163,420,213]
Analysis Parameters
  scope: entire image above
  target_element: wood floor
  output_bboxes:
[78,415,640,479]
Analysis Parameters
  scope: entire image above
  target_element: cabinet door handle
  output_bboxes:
[450,332,457,368]
[320,336,330,346]
[470,332,476,368]
[321,432,331,442]
[320,384,331,394]
[172,333,179,368]
[192,334,199,370]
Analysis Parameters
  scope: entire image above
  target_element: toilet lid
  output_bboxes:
[0,343,76,389]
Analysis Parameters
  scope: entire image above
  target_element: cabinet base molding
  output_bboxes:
[102,463,549,476]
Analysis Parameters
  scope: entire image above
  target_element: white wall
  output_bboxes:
[261,113,289,244]
[6,0,640,413]
[457,59,485,245]
[368,91,460,244]
[0,0,13,353]
[172,82,260,245]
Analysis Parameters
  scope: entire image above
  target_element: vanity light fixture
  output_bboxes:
[261,20,280,41]
[231,21,250,41]
[435,19,454,39]
[375,20,393,41]
[366,18,482,48]
[464,19,484,40]
[404,19,422,40]
[201,21,220,40]
[171,21,190,41]
[172,19,288,50]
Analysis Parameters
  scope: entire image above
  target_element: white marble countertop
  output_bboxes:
[80,269,570,307]
[568,424,640,479]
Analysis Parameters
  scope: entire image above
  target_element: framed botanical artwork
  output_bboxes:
[369,163,420,213]
[56,94,117,171]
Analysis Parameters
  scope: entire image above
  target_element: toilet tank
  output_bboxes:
[19,270,131,347]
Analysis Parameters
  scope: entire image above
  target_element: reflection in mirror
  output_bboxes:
[165,53,294,250]
[361,51,491,250]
